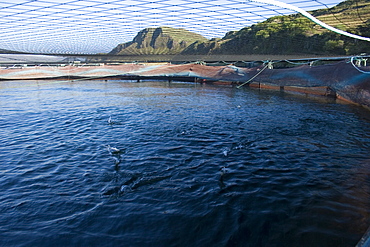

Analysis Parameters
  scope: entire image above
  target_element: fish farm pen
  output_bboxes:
[1,0,370,247]
[1,55,369,109]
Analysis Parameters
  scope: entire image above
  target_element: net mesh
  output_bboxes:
[0,0,350,55]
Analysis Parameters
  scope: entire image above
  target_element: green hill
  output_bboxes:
[108,0,370,56]
[181,0,370,56]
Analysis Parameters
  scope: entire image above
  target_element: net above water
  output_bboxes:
[0,0,346,54]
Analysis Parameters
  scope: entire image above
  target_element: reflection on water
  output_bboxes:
[0,79,369,246]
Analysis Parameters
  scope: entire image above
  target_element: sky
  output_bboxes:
[0,0,342,54]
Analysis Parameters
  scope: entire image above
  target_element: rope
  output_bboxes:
[284,60,311,65]
[236,63,269,89]
[350,57,370,74]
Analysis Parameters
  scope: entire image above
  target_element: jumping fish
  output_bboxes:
[106,145,121,155]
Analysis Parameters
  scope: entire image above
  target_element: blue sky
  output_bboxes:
[0,0,342,54]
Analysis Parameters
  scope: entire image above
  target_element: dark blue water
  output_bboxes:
[1,79,370,247]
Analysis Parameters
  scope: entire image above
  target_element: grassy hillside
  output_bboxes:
[182,0,370,56]
[313,0,370,30]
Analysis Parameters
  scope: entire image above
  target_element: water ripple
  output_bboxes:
[0,80,369,246]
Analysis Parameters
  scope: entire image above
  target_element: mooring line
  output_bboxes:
[236,64,269,89]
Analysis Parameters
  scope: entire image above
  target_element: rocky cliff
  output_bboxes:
[109,27,208,55]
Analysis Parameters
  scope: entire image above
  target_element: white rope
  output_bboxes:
[248,0,370,42]
[350,57,370,74]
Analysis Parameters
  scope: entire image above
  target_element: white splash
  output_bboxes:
[106,145,121,155]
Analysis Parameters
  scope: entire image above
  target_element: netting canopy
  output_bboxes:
[0,0,347,54]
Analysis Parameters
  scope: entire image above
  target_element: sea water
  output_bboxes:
[0,79,370,246]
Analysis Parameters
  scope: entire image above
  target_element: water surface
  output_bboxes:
[1,79,370,247]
